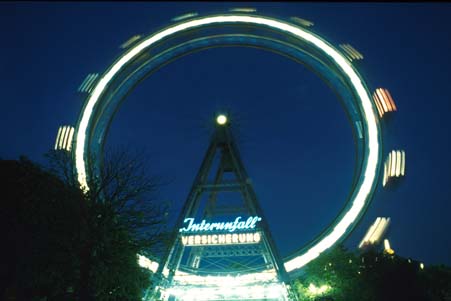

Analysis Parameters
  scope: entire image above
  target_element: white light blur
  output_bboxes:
[308,283,331,296]
[395,150,401,177]
[376,88,389,113]
[384,238,391,251]
[164,282,288,301]
[74,15,380,271]
[339,44,364,61]
[373,88,397,118]
[120,35,141,49]
[359,217,390,248]
[172,12,198,22]
[383,150,406,186]
[216,114,227,125]
[229,8,257,13]
[137,254,159,273]
[369,217,390,244]
[173,269,278,286]
[67,127,74,151]
[401,150,406,176]
[390,150,397,176]
[359,217,381,248]
[62,126,70,151]
[290,17,314,27]
[55,125,75,152]
[54,126,62,150]
[78,73,99,93]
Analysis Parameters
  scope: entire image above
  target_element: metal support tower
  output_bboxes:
[153,115,294,301]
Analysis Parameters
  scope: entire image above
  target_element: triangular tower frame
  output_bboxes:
[153,116,294,301]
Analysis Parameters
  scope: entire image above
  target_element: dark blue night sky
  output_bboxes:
[1,3,451,267]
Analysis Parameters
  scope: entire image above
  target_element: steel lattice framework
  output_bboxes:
[152,121,292,300]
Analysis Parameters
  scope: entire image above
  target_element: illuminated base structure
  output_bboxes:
[149,115,295,301]
[161,270,291,301]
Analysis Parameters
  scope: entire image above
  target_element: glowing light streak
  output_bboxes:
[386,152,391,181]
[229,8,257,13]
[120,34,141,49]
[58,126,66,150]
[78,73,99,93]
[290,17,314,27]
[390,150,396,177]
[383,89,394,112]
[377,88,389,113]
[359,217,381,248]
[62,126,71,151]
[383,150,406,186]
[79,74,92,92]
[395,150,401,177]
[54,126,62,150]
[85,74,99,93]
[82,74,95,92]
[77,74,91,92]
[373,88,397,118]
[381,88,397,111]
[339,43,363,60]
[359,217,391,248]
[172,12,198,22]
[384,238,395,255]
[355,120,363,139]
[137,254,159,273]
[173,269,277,285]
[308,283,331,296]
[401,150,406,176]
[67,127,74,151]
[55,125,75,151]
[370,217,390,244]
[374,96,384,117]
[74,15,380,271]
[164,282,288,301]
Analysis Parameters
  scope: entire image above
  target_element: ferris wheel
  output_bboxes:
[56,8,405,300]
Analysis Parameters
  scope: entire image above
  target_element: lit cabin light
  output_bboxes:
[54,125,75,152]
[372,88,397,118]
[137,254,159,273]
[78,73,99,93]
[229,7,256,13]
[359,217,390,248]
[290,17,314,27]
[420,262,425,270]
[216,114,228,125]
[120,35,141,49]
[171,12,198,22]
[382,150,406,187]
[384,239,395,255]
[339,43,364,61]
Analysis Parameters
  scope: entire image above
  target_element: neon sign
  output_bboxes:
[181,232,261,246]
[179,216,262,233]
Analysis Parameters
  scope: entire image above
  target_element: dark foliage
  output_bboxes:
[0,152,166,301]
[294,245,451,301]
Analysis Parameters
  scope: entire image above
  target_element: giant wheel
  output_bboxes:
[72,12,383,275]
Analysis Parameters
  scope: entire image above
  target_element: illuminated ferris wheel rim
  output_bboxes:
[74,14,381,273]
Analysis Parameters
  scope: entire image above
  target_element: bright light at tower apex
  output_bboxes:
[216,114,227,125]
